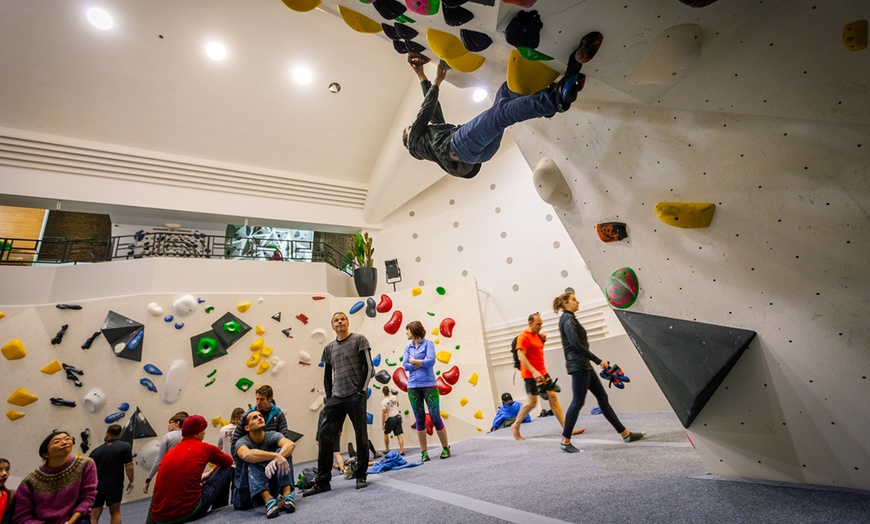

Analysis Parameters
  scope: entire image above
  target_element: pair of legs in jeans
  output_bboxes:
[449,82,559,164]
[233,459,294,510]
[315,395,369,486]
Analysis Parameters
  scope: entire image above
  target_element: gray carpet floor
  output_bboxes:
[119,412,870,523]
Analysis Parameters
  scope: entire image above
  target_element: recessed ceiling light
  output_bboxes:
[472,88,488,103]
[294,66,313,85]
[87,7,113,30]
[205,42,227,61]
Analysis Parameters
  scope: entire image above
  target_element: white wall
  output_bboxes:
[0,261,492,502]
[510,100,870,491]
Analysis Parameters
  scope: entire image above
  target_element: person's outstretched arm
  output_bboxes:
[410,61,445,124]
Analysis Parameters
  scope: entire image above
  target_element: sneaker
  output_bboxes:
[281,493,296,513]
[400,451,405,456]
[356,478,368,490]
[623,431,646,443]
[440,447,451,459]
[421,451,430,462]
[302,483,331,497]
[265,498,281,519]
[574,31,603,64]
[560,442,580,453]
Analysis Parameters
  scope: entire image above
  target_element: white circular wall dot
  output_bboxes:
[546,214,553,221]
[415,256,422,262]
[462,270,468,276]
[506,257,513,264]
[453,222,459,228]
[418,280,425,286]
[561,270,569,277]
[500,232,507,238]
[512,284,520,291]
[412,233,419,239]
[553,241,561,249]
[495,207,501,214]
[457,246,464,252]
[409,211,416,217]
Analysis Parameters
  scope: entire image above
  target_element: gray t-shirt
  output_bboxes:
[233,430,285,457]
[321,332,373,399]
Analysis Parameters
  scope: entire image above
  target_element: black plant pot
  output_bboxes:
[353,267,378,297]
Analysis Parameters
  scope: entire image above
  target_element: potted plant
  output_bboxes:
[347,232,377,297]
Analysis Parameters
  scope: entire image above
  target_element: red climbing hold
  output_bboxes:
[436,376,453,395]
[376,294,393,313]
[439,317,456,338]
[384,310,403,335]
[296,313,309,325]
[442,365,460,385]
[392,367,409,392]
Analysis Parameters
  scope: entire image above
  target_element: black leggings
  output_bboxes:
[561,368,626,439]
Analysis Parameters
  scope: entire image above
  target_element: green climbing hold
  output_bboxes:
[436,287,446,295]
[235,378,254,392]
[427,312,435,316]
[404,410,409,415]
[385,358,397,366]
[207,369,217,378]
[395,14,415,23]
[197,337,218,357]
[372,384,381,389]
[204,378,216,387]
[517,46,554,61]
[224,320,241,334]
[436,370,441,375]
[205,306,214,313]
[455,345,460,350]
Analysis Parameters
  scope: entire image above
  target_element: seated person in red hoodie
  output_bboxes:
[148,415,233,524]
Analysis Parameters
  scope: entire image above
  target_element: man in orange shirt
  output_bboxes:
[511,313,585,440]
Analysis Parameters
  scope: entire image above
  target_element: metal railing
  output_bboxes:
[0,233,353,275]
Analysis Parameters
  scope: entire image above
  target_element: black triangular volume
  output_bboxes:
[382,23,399,40]
[443,4,474,27]
[372,0,406,21]
[460,29,492,52]
[395,23,418,40]
[271,312,282,322]
[405,40,426,54]
[393,39,409,54]
[120,407,158,444]
[614,310,756,428]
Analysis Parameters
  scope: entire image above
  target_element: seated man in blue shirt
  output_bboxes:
[490,393,531,432]
[233,411,296,519]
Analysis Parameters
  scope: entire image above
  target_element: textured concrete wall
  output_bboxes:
[510,100,870,490]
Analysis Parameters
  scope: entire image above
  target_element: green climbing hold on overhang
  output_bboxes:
[197,337,218,358]
[235,377,254,392]
[224,320,241,334]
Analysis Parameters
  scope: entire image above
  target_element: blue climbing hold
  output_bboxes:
[372,354,382,367]
[104,412,125,423]
[174,322,184,329]
[118,402,130,411]
[140,378,157,392]
[318,361,325,367]
[366,387,372,399]
[349,301,365,314]
[127,330,144,350]
[164,315,174,322]
[197,297,206,303]
[144,364,163,375]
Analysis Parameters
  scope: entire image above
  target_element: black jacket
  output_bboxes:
[558,311,602,374]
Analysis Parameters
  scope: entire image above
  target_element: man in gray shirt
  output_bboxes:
[233,411,296,518]
[303,312,373,495]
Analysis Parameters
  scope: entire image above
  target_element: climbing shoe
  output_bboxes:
[440,447,451,459]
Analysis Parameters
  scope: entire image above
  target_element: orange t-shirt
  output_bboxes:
[516,330,547,379]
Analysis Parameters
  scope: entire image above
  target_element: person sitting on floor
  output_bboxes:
[233,411,297,519]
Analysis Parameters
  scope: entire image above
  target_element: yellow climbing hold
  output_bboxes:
[0,312,5,320]
[460,397,468,406]
[412,287,423,297]
[256,360,271,375]
[468,372,479,386]
[655,202,716,228]
[7,387,38,406]
[260,345,273,358]
[338,6,382,34]
[477,427,482,431]
[431,327,439,336]
[280,0,321,12]
[473,409,483,419]
[444,52,485,73]
[211,416,229,427]
[41,360,62,374]
[6,409,25,421]
[256,325,265,336]
[1,338,26,360]
[434,339,440,344]
[436,351,451,364]
[237,302,251,313]
[426,28,467,60]
[507,49,559,96]
[250,338,265,352]
[246,353,261,368]
[441,411,449,419]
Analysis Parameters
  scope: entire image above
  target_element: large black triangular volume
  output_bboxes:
[120,407,158,444]
[614,310,756,428]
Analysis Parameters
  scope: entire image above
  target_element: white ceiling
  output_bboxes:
[1,0,868,226]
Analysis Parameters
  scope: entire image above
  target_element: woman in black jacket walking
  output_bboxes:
[554,292,645,453]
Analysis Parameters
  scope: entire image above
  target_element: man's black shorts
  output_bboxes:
[93,488,123,507]
[383,415,403,436]
[524,377,541,397]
